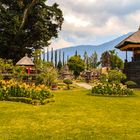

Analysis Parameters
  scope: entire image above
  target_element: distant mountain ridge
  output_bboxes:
[54,32,133,61]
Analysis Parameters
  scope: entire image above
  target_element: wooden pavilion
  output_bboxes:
[16,54,34,74]
[115,27,140,85]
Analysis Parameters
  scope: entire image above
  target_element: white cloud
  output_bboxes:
[48,38,74,50]
[65,15,90,27]
[47,0,140,49]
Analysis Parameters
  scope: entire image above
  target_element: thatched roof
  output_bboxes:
[115,27,140,50]
[16,54,34,66]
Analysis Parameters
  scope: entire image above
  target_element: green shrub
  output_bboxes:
[91,81,134,96]
[125,81,137,88]
[100,70,126,84]
[6,97,32,104]
[63,79,73,89]
[0,80,54,105]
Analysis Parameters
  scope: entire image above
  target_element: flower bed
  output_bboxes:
[91,81,134,96]
[0,80,54,105]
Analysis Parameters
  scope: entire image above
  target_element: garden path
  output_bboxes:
[75,83,92,90]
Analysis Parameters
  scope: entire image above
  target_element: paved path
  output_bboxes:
[75,83,92,90]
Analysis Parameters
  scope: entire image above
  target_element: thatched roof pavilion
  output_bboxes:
[116,27,140,51]
[115,27,140,86]
[16,54,34,66]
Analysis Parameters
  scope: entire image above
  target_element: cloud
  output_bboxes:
[47,0,140,49]
[48,37,74,50]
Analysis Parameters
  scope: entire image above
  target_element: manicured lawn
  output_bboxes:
[1,87,140,139]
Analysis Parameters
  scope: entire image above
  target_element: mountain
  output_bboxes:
[55,32,133,61]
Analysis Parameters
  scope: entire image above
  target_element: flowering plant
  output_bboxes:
[0,80,53,105]
[91,80,134,96]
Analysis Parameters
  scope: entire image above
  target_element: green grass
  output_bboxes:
[1,87,140,139]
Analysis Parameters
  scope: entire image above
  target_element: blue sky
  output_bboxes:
[47,0,140,49]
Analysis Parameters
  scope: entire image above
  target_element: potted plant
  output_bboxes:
[51,80,58,90]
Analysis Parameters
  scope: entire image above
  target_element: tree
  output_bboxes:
[75,50,78,56]
[51,48,54,64]
[62,51,65,66]
[32,49,42,69]
[55,50,58,68]
[68,55,85,79]
[100,50,124,70]
[83,51,88,69]
[36,61,58,86]
[109,50,124,70]
[57,61,62,71]
[100,51,110,67]
[57,50,62,70]
[0,1,64,63]
[47,47,49,62]
[43,49,45,61]
[67,55,69,63]
[89,51,99,68]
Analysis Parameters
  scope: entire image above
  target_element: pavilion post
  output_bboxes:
[132,48,134,62]
[125,50,128,62]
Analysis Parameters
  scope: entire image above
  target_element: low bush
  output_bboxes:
[91,81,134,96]
[100,70,126,84]
[125,81,137,88]
[0,80,54,105]
[63,79,73,89]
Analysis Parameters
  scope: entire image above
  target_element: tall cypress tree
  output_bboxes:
[55,50,58,68]
[59,50,61,62]
[57,50,62,70]
[43,49,45,61]
[67,55,69,63]
[47,47,49,62]
[51,48,54,63]
[75,50,78,56]
[83,51,88,70]
[63,51,65,66]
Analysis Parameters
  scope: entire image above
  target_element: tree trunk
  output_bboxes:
[19,0,37,30]
[67,84,70,90]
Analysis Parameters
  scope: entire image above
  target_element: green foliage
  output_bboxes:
[32,49,42,68]
[13,66,27,82]
[55,50,58,67]
[100,51,110,67]
[63,79,73,89]
[0,80,53,105]
[68,55,85,79]
[100,50,124,70]
[125,81,137,88]
[51,48,54,63]
[93,70,130,96]
[108,70,126,83]
[63,51,65,66]
[100,70,126,84]
[36,61,58,87]
[89,51,99,68]
[91,81,134,96]
[0,1,64,62]
[57,61,62,70]
[109,50,124,70]
[0,58,13,72]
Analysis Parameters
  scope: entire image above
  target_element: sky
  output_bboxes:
[47,0,140,50]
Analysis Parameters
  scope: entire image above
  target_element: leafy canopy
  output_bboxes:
[101,50,124,70]
[68,55,85,79]
[0,0,63,63]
